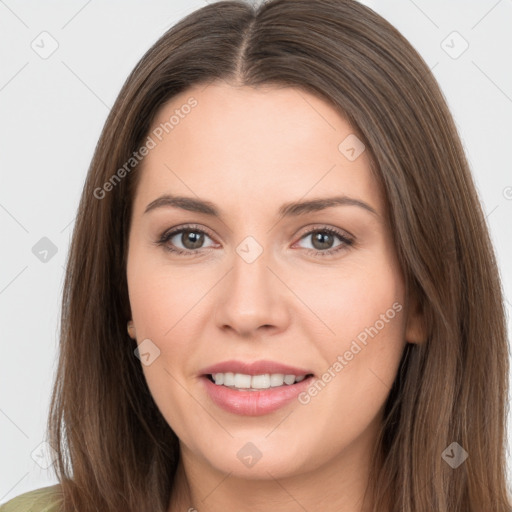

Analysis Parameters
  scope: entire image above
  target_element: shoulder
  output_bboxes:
[0,484,62,512]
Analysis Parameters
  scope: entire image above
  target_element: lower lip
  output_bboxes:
[201,375,314,416]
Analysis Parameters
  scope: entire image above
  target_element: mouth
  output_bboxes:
[204,372,315,391]
[200,371,316,416]
[198,360,316,415]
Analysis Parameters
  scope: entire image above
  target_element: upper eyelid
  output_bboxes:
[162,223,216,241]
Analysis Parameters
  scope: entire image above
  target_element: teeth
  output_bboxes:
[234,373,251,388]
[252,374,271,388]
[283,374,296,385]
[269,374,285,387]
[223,372,235,386]
[211,372,308,390]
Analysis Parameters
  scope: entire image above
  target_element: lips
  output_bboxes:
[198,359,316,416]
[199,359,314,377]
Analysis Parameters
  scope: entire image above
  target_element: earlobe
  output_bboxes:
[404,295,426,344]
[127,320,136,339]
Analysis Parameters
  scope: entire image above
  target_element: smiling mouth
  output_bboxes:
[205,372,315,391]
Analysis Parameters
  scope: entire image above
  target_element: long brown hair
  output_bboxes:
[47,0,511,510]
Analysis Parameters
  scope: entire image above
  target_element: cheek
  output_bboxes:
[293,254,406,414]
[290,253,404,348]
[126,256,199,431]
[126,245,212,367]
[290,288,405,470]
[127,245,196,338]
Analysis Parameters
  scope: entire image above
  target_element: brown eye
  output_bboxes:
[157,224,216,255]
[310,231,336,250]
[296,227,354,257]
[177,230,205,250]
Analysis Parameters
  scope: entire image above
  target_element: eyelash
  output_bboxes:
[155,223,355,258]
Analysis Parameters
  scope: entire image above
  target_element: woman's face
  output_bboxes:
[126,82,421,481]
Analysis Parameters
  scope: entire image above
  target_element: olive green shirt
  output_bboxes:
[0,485,62,512]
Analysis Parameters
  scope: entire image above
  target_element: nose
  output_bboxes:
[214,242,291,338]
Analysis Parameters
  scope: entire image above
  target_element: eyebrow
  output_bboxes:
[144,194,378,218]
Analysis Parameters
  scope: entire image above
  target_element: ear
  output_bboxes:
[404,292,426,344]
[127,320,136,339]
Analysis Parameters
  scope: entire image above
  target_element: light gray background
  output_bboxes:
[1,0,511,502]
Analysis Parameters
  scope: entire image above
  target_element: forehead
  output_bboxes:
[134,82,384,217]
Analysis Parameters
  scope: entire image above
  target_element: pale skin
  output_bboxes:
[126,81,425,512]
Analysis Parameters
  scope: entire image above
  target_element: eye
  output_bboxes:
[156,224,217,256]
[294,226,354,257]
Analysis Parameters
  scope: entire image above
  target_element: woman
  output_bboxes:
[2,0,510,511]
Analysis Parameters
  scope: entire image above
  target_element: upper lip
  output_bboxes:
[200,359,314,377]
